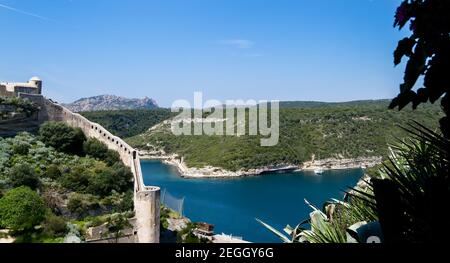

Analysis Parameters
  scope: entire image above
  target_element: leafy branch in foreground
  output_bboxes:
[390,0,450,137]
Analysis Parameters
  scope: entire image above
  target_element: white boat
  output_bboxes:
[314,168,324,175]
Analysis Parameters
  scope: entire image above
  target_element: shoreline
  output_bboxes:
[138,149,382,179]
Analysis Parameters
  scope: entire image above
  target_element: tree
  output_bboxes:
[116,191,134,212]
[83,138,108,160]
[8,163,39,190]
[104,150,121,166]
[83,138,121,165]
[86,164,133,197]
[105,213,132,243]
[86,168,115,197]
[59,165,90,192]
[0,186,46,231]
[390,0,450,137]
[109,163,133,193]
[38,122,86,155]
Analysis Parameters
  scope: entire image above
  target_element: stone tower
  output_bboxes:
[29,76,43,94]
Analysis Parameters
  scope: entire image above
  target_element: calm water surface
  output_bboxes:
[141,160,363,243]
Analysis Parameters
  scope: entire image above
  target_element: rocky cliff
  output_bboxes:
[63,95,158,112]
[139,148,382,178]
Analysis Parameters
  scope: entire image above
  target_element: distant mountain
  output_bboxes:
[63,95,158,112]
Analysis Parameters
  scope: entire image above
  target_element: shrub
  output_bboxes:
[83,138,108,160]
[42,214,67,237]
[176,223,209,243]
[86,168,114,197]
[83,138,121,166]
[105,213,132,242]
[0,186,46,231]
[38,122,86,155]
[116,191,134,212]
[110,163,133,192]
[45,164,62,180]
[12,142,30,155]
[0,97,38,117]
[8,163,39,190]
[59,166,90,192]
[104,150,120,166]
[41,186,62,214]
[66,195,84,215]
[67,193,100,218]
[86,163,133,197]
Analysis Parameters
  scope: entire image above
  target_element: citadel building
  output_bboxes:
[0,77,42,97]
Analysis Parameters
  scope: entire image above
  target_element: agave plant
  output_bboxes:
[259,122,448,243]
[257,198,376,243]
[358,122,450,243]
[301,199,352,243]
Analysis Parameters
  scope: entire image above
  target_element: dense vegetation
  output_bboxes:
[0,96,39,120]
[127,100,442,171]
[80,109,176,138]
[38,122,86,155]
[0,122,133,242]
[0,186,46,231]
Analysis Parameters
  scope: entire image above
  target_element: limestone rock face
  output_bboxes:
[63,95,158,112]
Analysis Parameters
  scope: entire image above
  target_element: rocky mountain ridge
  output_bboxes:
[63,95,158,112]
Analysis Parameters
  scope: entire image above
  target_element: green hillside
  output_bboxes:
[0,122,134,242]
[80,109,176,138]
[279,99,392,108]
[126,100,443,171]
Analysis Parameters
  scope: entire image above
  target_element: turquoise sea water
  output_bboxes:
[141,160,363,243]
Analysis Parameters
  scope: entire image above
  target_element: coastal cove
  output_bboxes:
[141,159,364,243]
[139,150,381,178]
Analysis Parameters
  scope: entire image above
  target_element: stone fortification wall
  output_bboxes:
[18,93,160,243]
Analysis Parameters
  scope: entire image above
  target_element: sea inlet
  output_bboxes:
[141,159,363,243]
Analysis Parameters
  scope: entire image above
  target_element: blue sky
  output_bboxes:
[0,0,406,107]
